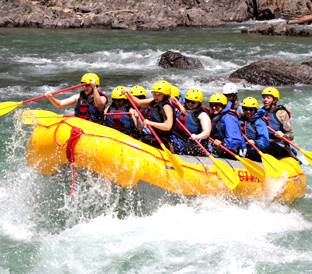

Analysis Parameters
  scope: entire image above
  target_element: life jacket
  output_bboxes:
[105,101,133,134]
[211,109,239,141]
[145,99,176,139]
[74,90,107,124]
[263,105,291,139]
[240,115,268,149]
[176,106,206,138]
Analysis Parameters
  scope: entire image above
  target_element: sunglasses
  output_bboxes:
[113,99,124,102]
[210,103,221,108]
[242,107,255,111]
[225,93,235,98]
[185,99,197,105]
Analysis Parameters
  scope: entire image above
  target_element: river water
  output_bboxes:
[1,22,312,273]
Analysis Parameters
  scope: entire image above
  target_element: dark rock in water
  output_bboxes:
[229,58,312,86]
[302,57,312,67]
[158,51,204,69]
[242,21,310,36]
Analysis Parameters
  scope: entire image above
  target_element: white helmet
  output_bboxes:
[223,83,238,95]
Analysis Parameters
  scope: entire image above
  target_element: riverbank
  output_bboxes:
[1,0,311,30]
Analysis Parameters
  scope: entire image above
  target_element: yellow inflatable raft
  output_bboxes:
[25,116,307,203]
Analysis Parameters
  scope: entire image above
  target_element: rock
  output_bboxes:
[302,57,312,67]
[158,51,204,69]
[229,58,312,86]
[242,21,310,36]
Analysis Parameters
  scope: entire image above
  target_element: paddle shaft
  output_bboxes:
[209,137,237,157]
[176,119,211,156]
[23,83,87,105]
[267,126,300,150]
[242,133,260,152]
[125,94,163,145]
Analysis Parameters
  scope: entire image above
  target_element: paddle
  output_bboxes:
[208,137,266,182]
[176,119,239,189]
[268,126,312,166]
[125,93,184,178]
[242,133,284,177]
[0,83,87,116]
[22,110,74,124]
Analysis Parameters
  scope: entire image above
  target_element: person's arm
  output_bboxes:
[276,109,294,141]
[144,104,173,131]
[190,112,211,140]
[45,92,79,108]
[130,108,144,131]
[91,78,107,111]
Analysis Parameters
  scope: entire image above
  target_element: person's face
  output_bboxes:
[185,99,199,110]
[210,103,223,115]
[113,98,124,108]
[225,93,235,102]
[242,107,256,118]
[152,91,164,103]
[83,83,93,95]
[262,94,275,109]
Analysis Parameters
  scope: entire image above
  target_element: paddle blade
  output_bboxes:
[236,156,266,181]
[161,143,184,178]
[22,110,59,124]
[300,149,312,166]
[211,157,239,189]
[0,101,21,116]
[259,151,284,177]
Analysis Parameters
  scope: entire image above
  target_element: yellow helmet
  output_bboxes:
[130,85,146,97]
[185,88,203,103]
[262,87,279,100]
[81,73,100,86]
[111,86,128,99]
[242,97,258,108]
[209,93,227,106]
[171,86,180,98]
[151,80,171,96]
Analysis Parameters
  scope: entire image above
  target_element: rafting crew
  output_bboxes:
[174,88,212,156]
[222,83,243,117]
[261,87,297,159]
[45,72,108,124]
[104,86,143,137]
[239,97,269,162]
[209,93,246,160]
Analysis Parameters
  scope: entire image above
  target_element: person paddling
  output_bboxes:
[261,87,297,159]
[45,73,107,124]
[209,93,246,160]
[240,97,269,162]
[123,80,177,151]
[175,88,211,156]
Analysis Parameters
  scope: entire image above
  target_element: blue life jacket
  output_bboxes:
[211,101,246,150]
[106,101,133,134]
[240,109,269,150]
[74,90,107,124]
